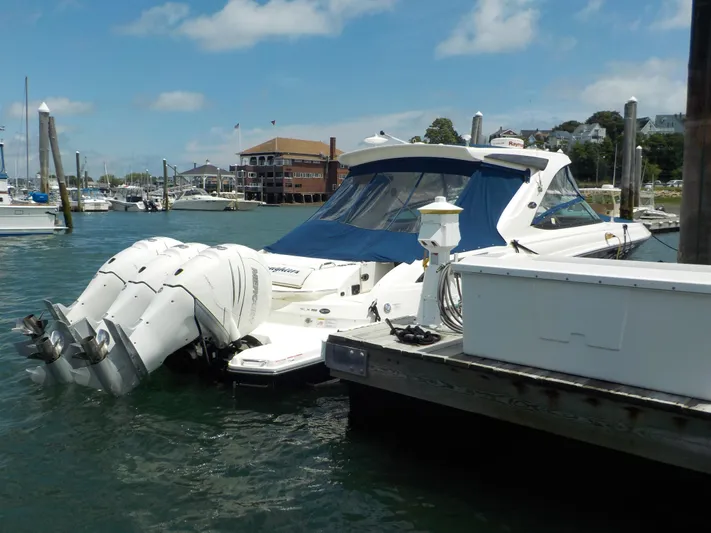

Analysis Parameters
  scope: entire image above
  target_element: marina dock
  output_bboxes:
[325,317,711,475]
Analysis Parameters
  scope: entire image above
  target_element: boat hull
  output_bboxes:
[235,200,261,211]
[0,204,61,236]
[172,200,233,211]
[109,200,145,212]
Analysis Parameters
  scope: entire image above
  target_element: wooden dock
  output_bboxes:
[324,317,711,474]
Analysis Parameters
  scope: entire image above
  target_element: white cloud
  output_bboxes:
[575,0,604,20]
[116,0,397,50]
[579,58,687,114]
[5,97,94,119]
[148,91,206,112]
[181,109,445,167]
[436,0,539,58]
[115,2,190,35]
[651,0,691,30]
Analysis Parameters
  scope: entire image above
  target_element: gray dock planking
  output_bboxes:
[325,317,711,474]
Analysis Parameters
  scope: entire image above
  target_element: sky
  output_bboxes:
[0,0,692,178]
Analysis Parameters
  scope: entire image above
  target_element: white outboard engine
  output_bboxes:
[71,243,273,396]
[13,237,183,378]
[44,236,183,327]
[72,242,209,353]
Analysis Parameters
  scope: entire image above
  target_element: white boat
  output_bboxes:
[172,188,233,211]
[580,184,680,222]
[62,188,111,212]
[219,191,260,211]
[0,141,62,236]
[12,143,651,394]
[109,186,146,212]
[81,189,111,212]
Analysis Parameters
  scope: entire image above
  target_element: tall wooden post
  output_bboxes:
[48,116,73,229]
[38,102,50,194]
[162,159,169,211]
[469,112,483,146]
[620,97,638,220]
[633,145,643,207]
[75,151,83,212]
[679,0,711,264]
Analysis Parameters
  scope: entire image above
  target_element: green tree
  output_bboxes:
[645,162,662,183]
[640,133,684,181]
[100,174,122,187]
[552,120,581,133]
[409,135,423,143]
[586,111,625,143]
[424,118,464,145]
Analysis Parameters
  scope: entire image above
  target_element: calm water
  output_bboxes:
[0,209,696,532]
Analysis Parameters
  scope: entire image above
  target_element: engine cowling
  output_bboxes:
[75,242,209,351]
[73,243,273,395]
[45,236,183,326]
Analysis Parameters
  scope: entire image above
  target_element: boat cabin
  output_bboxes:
[265,143,604,264]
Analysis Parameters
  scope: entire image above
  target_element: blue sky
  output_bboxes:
[0,0,691,178]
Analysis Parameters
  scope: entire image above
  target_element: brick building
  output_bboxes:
[230,137,349,204]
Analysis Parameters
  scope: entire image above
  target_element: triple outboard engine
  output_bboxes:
[73,242,209,353]
[13,237,182,380]
[44,236,182,328]
[72,243,272,395]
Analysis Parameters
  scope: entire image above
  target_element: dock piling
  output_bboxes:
[75,151,82,212]
[469,112,483,147]
[162,159,169,211]
[38,103,50,194]
[679,0,711,264]
[620,97,638,220]
[633,145,643,207]
[48,116,73,230]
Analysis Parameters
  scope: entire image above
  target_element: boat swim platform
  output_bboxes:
[641,218,680,233]
[324,317,711,475]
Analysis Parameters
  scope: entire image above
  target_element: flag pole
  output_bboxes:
[272,120,277,153]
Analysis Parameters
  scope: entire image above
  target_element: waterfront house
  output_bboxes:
[231,137,349,204]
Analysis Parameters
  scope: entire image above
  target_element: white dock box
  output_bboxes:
[453,255,711,401]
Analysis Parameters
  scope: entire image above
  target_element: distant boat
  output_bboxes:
[0,78,63,236]
[172,187,234,211]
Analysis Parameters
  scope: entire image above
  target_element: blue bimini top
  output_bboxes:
[265,156,527,263]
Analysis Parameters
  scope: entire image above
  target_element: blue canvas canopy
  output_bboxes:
[265,157,527,263]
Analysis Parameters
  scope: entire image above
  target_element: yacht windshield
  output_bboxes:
[265,157,527,263]
[316,170,470,233]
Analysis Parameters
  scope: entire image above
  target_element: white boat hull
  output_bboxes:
[80,200,110,212]
[0,204,61,236]
[109,199,145,212]
[172,199,233,211]
[235,200,260,211]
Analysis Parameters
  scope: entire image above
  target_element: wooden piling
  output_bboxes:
[75,151,83,212]
[162,159,169,211]
[633,145,643,207]
[48,116,73,230]
[619,97,638,220]
[38,103,50,194]
[469,112,483,147]
[679,0,711,264]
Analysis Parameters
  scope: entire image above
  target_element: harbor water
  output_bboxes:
[0,209,693,532]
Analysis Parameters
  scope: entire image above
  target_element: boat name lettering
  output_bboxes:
[269,266,301,275]
[250,267,259,322]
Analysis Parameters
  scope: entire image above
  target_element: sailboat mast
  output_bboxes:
[24,76,29,183]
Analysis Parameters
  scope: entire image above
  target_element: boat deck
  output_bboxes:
[325,317,711,473]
